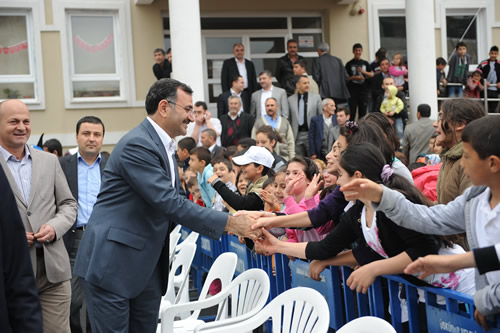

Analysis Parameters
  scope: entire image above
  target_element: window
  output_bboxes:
[379,16,407,59]
[0,12,37,101]
[446,15,477,64]
[67,11,121,100]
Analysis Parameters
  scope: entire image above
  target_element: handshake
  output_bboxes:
[224,211,277,241]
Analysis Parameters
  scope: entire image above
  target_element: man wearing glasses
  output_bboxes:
[74,78,260,332]
[186,101,222,147]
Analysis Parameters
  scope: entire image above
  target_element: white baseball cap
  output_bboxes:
[232,146,275,169]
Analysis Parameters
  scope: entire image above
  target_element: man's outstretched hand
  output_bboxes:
[225,213,263,240]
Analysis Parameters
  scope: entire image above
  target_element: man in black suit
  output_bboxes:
[275,39,305,96]
[217,75,250,119]
[220,95,254,147]
[60,116,108,333]
[370,57,390,112]
[200,128,224,160]
[0,165,43,333]
[221,43,257,94]
[152,48,172,80]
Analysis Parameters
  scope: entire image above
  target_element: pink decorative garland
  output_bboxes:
[0,41,28,55]
[73,34,114,53]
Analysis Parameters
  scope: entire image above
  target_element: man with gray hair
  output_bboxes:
[312,42,350,105]
[220,95,254,147]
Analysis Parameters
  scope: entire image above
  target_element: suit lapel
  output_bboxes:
[0,156,27,207]
[142,119,173,182]
[27,146,39,208]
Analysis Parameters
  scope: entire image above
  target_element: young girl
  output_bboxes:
[256,143,440,294]
[283,157,334,243]
[235,170,248,196]
[464,69,484,98]
[255,125,287,172]
[389,52,407,91]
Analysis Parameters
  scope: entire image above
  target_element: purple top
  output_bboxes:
[307,186,348,228]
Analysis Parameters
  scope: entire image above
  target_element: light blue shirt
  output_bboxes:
[76,152,102,228]
[265,114,280,129]
[197,163,215,208]
[0,144,32,204]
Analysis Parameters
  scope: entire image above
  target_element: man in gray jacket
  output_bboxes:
[403,104,436,163]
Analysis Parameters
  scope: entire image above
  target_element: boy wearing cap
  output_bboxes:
[208,146,274,211]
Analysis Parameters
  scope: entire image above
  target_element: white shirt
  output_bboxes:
[146,117,176,188]
[186,118,222,147]
[361,206,388,258]
[260,86,273,117]
[475,187,500,284]
[323,114,332,127]
[235,58,248,88]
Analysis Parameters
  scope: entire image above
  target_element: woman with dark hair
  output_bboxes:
[363,111,400,152]
[435,99,485,204]
[255,125,287,172]
[255,143,440,293]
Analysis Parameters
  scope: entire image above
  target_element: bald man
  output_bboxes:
[0,99,77,333]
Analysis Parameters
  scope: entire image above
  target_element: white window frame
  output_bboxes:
[66,11,122,103]
[54,0,136,109]
[0,3,45,109]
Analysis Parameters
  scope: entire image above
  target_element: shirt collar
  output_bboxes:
[208,143,216,152]
[0,144,30,162]
[230,88,241,96]
[146,117,176,155]
[77,151,102,166]
[235,58,245,64]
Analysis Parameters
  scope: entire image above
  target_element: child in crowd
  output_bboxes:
[260,177,280,212]
[256,143,440,294]
[236,137,256,152]
[208,146,274,211]
[236,170,248,196]
[446,42,470,98]
[389,52,407,91]
[322,169,337,187]
[208,158,236,212]
[284,157,334,243]
[379,85,405,141]
[464,69,485,98]
[254,125,287,172]
[186,178,204,207]
[177,137,196,172]
[436,57,447,96]
[340,116,500,329]
[189,147,215,208]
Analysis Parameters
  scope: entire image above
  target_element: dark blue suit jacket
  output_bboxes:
[309,115,338,159]
[74,119,228,298]
[0,165,42,333]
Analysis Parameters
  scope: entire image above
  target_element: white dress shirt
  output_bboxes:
[147,117,176,187]
[260,86,273,117]
[235,58,248,89]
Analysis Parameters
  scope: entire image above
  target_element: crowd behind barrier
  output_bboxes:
[188,231,500,332]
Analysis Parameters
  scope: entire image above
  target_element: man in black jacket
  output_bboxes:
[0,165,42,333]
[152,48,171,80]
[221,43,257,94]
[276,39,304,96]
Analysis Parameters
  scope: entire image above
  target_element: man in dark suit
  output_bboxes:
[312,42,350,105]
[0,165,43,333]
[217,75,250,119]
[221,43,257,94]
[370,57,390,112]
[60,116,108,333]
[74,78,258,332]
[201,128,224,160]
[275,39,305,96]
[309,98,338,161]
[152,48,172,80]
[220,95,254,147]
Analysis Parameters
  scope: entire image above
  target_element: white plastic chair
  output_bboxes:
[159,242,197,318]
[173,231,200,304]
[195,287,330,333]
[160,268,270,333]
[158,252,238,333]
[336,316,396,333]
[169,224,183,263]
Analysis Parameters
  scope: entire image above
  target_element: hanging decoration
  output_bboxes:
[73,34,114,53]
[0,40,28,55]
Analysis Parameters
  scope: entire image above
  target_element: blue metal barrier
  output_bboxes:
[188,234,500,332]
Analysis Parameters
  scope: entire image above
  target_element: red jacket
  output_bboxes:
[412,163,442,202]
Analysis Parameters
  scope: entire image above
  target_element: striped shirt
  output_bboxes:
[0,144,32,204]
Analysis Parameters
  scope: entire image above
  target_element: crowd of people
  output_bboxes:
[1,39,500,333]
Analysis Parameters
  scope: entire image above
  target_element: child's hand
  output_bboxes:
[284,173,304,197]
[309,260,327,281]
[207,174,218,184]
[346,264,377,294]
[254,228,280,255]
[305,173,323,200]
[260,189,277,207]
